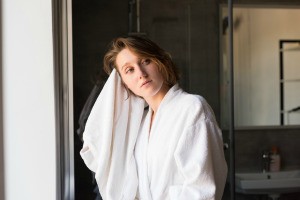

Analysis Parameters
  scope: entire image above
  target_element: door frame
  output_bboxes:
[52,0,75,199]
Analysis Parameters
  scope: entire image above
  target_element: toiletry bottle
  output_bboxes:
[270,146,281,172]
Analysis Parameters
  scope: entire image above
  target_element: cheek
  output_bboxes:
[121,76,130,87]
[122,77,137,91]
[149,64,162,77]
[152,67,164,81]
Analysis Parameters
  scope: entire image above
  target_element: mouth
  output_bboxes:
[141,80,152,87]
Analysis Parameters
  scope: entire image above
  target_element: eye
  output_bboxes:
[141,58,151,66]
[125,67,134,74]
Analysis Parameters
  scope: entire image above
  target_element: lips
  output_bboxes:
[141,80,152,87]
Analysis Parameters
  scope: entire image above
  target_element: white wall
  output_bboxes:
[2,0,56,199]
[233,8,300,126]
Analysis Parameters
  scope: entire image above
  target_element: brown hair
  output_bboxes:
[103,36,180,87]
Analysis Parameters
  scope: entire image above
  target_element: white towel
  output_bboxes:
[80,69,145,200]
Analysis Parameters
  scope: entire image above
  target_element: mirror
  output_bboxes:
[220,6,300,127]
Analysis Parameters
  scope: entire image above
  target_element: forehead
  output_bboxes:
[116,48,138,67]
[118,48,137,59]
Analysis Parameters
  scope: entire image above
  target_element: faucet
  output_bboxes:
[262,150,271,173]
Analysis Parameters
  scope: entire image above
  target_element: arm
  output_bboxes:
[170,119,227,200]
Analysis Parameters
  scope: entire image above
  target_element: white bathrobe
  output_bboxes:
[134,84,227,200]
[80,70,227,200]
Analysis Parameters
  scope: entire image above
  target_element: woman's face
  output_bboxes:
[116,48,166,99]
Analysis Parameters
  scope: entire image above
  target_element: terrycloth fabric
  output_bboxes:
[134,85,227,200]
[80,69,145,200]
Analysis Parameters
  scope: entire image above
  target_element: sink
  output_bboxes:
[235,170,300,195]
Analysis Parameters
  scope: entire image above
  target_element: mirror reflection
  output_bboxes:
[220,6,300,127]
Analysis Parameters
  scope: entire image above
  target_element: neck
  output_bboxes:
[144,84,170,114]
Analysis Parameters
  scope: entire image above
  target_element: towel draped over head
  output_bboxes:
[80,69,145,200]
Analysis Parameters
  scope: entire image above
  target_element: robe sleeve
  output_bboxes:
[170,119,227,200]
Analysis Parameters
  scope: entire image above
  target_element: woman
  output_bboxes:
[80,36,227,200]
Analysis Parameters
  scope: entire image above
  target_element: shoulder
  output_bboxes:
[172,89,217,124]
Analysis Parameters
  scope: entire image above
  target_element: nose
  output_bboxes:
[137,65,147,79]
